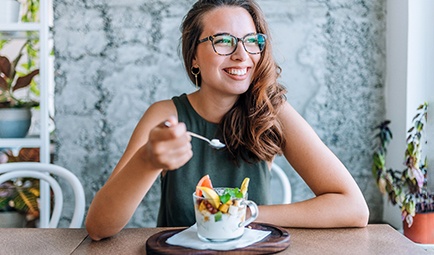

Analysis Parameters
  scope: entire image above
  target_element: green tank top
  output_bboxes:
[156,93,271,227]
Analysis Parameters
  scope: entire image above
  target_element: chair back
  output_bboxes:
[0,162,85,228]
[271,162,292,204]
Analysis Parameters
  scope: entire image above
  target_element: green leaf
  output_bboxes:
[214,211,222,222]
[230,188,243,199]
[416,122,423,132]
[220,193,231,204]
[219,188,243,203]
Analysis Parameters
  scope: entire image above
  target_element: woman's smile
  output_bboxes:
[223,67,252,81]
[224,67,248,76]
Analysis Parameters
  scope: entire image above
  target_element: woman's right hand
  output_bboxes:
[143,116,193,171]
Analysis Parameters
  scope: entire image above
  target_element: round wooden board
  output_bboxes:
[145,222,290,254]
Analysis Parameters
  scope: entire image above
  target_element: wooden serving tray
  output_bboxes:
[146,222,290,254]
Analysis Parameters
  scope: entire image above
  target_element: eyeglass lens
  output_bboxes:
[212,34,266,55]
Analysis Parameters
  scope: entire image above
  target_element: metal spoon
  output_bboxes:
[187,132,226,149]
[163,121,226,149]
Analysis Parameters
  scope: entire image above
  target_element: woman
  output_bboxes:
[86,0,369,241]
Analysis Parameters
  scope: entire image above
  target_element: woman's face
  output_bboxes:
[193,6,261,97]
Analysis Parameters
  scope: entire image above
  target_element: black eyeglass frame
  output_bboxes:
[197,33,267,56]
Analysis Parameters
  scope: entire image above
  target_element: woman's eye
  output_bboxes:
[214,37,234,46]
[245,37,258,44]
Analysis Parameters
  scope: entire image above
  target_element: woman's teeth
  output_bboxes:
[226,68,247,76]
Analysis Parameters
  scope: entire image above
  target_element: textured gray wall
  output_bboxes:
[53,0,385,227]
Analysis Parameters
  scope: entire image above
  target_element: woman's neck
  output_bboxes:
[187,90,238,124]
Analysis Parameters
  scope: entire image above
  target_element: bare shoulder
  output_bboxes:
[277,101,309,130]
[134,99,177,133]
[145,99,177,119]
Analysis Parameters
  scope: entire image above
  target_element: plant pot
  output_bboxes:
[0,0,21,23]
[403,212,434,244]
[0,211,26,228]
[0,108,32,138]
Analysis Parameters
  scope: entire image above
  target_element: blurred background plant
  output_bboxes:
[0,173,40,222]
[372,102,433,227]
[0,39,40,108]
[0,147,42,225]
[19,0,40,99]
[0,0,41,107]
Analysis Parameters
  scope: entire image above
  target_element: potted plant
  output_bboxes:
[0,176,40,227]
[372,102,433,244]
[0,148,41,227]
[0,39,39,138]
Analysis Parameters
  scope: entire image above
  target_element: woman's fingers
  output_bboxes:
[161,115,177,128]
[154,140,193,170]
[146,117,192,170]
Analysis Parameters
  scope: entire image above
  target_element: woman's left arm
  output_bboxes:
[257,102,369,228]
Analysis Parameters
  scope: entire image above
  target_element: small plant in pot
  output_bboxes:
[372,102,433,244]
[0,148,43,227]
[0,40,39,138]
[0,176,40,227]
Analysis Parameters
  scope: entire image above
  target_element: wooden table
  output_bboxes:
[0,228,88,254]
[0,224,431,255]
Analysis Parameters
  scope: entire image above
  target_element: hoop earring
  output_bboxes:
[191,66,200,89]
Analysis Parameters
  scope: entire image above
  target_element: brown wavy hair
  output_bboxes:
[181,0,287,163]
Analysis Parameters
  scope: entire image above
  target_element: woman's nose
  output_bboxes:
[230,41,249,61]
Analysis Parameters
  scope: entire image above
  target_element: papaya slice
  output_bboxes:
[195,174,213,197]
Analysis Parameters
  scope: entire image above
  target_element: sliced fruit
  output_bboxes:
[240,177,250,196]
[195,174,213,197]
[218,203,229,213]
[196,186,220,208]
[198,201,207,212]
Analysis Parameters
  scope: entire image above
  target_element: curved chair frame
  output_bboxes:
[271,162,292,204]
[0,162,85,228]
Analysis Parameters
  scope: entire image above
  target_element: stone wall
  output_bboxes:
[53,0,386,227]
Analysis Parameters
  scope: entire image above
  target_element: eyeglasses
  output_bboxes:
[198,33,267,56]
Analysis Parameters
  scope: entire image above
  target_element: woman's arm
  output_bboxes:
[85,100,192,240]
[257,102,369,228]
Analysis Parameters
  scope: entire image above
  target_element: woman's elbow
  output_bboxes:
[352,200,370,227]
[87,232,104,242]
[85,215,120,241]
[85,220,106,241]
[353,211,369,227]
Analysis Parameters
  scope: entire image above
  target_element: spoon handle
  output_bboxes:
[187,131,211,143]
[164,121,223,148]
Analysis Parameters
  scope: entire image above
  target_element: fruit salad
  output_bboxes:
[193,175,251,241]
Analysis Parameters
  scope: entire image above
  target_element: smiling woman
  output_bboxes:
[85,0,369,241]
